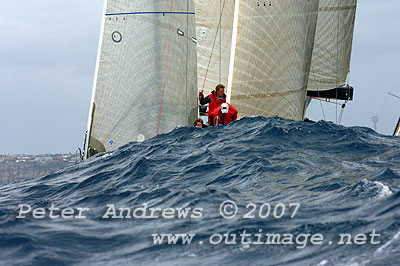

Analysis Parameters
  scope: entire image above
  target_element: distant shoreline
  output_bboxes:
[0,154,75,185]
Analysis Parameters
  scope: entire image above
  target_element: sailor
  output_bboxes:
[209,103,238,126]
[199,84,227,124]
[193,118,205,128]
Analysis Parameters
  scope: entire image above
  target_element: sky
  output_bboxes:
[0,1,399,155]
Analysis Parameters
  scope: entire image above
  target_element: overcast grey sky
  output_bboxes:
[0,1,399,155]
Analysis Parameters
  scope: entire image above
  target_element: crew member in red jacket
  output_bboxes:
[209,103,238,126]
[199,84,226,124]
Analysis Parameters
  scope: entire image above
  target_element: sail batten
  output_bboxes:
[319,5,356,12]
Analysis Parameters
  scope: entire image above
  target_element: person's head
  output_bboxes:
[220,103,229,116]
[215,84,225,98]
[193,118,204,128]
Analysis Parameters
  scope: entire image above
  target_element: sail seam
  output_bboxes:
[230,88,306,100]
[319,6,356,12]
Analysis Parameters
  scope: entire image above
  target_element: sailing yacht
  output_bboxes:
[389,93,400,136]
[81,0,359,159]
[394,118,400,136]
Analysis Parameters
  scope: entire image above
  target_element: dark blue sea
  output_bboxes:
[1,117,400,266]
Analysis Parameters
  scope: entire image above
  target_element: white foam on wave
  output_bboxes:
[372,180,393,198]
[359,179,393,198]
[317,260,328,266]
[375,229,400,254]
[100,152,113,159]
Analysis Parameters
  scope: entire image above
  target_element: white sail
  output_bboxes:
[395,117,400,136]
[225,0,319,120]
[195,0,235,95]
[85,0,198,157]
[308,0,357,92]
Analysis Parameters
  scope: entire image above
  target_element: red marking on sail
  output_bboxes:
[156,0,174,135]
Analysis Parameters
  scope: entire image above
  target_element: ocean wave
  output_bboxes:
[1,117,400,265]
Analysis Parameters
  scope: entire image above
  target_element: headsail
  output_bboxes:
[226,0,319,120]
[307,0,357,94]
[85,0,198,157]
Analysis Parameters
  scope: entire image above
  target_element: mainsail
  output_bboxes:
[307,0,357,93]
[84,0,198,157]
[196,0,320,120]
[229,1,320,120]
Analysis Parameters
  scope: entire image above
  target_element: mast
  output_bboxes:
[226,0,240,103]
[84,0,108,158]
[85,0,198,158]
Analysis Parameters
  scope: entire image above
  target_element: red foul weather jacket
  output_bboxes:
[199,90,226,123]
[209,103,238,126]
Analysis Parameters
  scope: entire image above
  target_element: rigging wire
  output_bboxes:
[319,98,327,121]
[338,100,347,125]
[201,0,227,90]
[389,92,400,100]
[379,92,400,123]
[338,108,344,125]
[309,63,326,120]
[309,97,342,105]
[219,0,222,83]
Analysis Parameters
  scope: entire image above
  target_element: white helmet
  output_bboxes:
[221,103,229,114]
